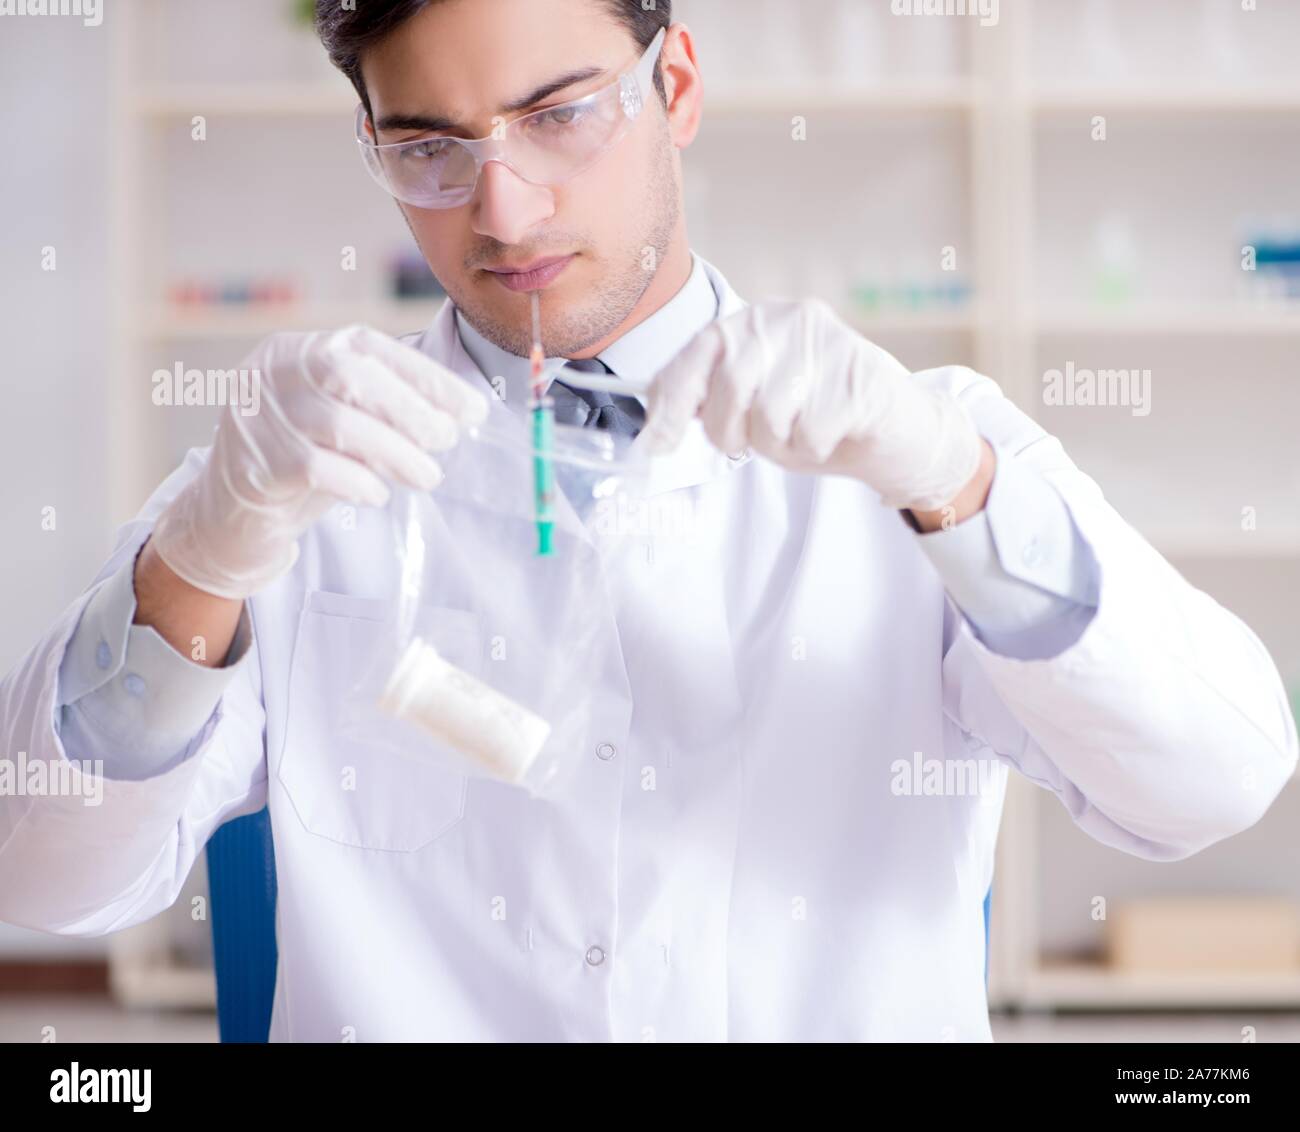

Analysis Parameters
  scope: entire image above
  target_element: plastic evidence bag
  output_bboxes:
[339,409,651,798]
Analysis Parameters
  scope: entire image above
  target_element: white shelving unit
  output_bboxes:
[981,0,1300,1012]
[107,0,1299,1013]
[1035,304,1300,336]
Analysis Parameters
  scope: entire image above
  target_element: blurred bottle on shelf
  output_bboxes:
[168,277,299,307]
[1201,0,1248,81]
[1089,215,1140,308]
[390,251,446,301]
[821,0,885,87]
[757,0,807,85]
[675,0,741,90]
[288,0,346,83]
[679,0,897,94]
[891,4,960,81]
[1237,217,1300,305]
[797,256,848,308]
[848,250,890,314]
[846,250,971,317]
[1083,0,1130,79]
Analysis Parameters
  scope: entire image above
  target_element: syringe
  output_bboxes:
[528,289,555,556]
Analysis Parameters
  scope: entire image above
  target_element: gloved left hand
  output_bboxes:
[638,298,984,513]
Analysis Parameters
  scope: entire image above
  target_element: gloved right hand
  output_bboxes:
[150,324,489,600]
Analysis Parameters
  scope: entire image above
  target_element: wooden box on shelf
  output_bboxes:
[1106,898,1300,975]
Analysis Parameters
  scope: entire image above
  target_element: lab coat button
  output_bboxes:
[123,673,146,697]
[596,741,617,761]
[585,945,606,967]
[95,640,111,669]
[1021,538,1042,568]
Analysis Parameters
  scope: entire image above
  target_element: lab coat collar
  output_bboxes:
[409,252,749,507]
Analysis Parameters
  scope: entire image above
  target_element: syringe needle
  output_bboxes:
[529,290,544,396]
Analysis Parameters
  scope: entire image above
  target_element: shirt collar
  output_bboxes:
[454,250,720,411]
[401,251,748,510]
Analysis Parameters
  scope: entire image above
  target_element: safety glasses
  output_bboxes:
[356,26,667,210]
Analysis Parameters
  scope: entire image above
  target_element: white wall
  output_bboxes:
[0,13,114,956]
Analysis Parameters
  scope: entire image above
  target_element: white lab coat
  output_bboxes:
[1,257,1295,1041]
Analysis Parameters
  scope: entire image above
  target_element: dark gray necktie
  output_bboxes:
[546,357,644,521]
[552,357,646,438]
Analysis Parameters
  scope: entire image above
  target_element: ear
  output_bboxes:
[659,24,704,149]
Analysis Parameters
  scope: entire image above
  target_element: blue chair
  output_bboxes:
[983,885,992,983]
[206,807,278,1043]
[206,807,994,1041]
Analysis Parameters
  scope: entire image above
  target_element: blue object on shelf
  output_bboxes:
[206,808,278,1043]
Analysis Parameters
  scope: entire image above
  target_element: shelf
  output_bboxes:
[850,307,981,334]
[110,961,216,1010]
[1033,86,1300,115]
[1033,305,1300,336]
[134,82,1300,121]
[1022,961,1300,1009]
[139,301,445,341]
[140,301,985,343]
[145,302,1300,342]
[1148,530,1300,560]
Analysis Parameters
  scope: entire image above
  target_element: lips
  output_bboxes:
[486,255,572,275]
[485,254,575,292]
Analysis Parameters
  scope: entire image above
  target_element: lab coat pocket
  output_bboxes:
[278,590,479,852]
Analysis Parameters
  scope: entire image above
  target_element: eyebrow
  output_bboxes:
[375,65,609,134]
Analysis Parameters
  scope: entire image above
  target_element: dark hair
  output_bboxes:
[316,0,672,118]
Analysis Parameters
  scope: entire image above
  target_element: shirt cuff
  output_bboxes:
[56,542,254,780]
[909,442,1101,659]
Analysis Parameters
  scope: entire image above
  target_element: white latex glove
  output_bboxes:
[151,324,489,600]
[639,298,983,512]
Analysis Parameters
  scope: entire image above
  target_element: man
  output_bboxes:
[0,0,1294,1041]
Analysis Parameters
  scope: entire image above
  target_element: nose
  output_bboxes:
[471,159,556,247]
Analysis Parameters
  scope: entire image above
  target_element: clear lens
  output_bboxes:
[507,90,628,185]
[356,54,642,209]
[380,135,478,208]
